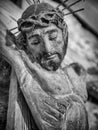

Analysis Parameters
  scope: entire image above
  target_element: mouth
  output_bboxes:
[45,54,57,60]
[39,53,61,71]
[41,53,59,64]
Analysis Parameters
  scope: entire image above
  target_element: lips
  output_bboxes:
[43,52,58,59]
[36,52,61,71]
[45,54,57,60]
[40,53,57,65]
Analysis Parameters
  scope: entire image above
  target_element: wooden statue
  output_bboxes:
[0,2,89,130]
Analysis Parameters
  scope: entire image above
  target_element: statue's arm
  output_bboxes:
[0,21,59,130]
[0,21,46,130]
[0,21,35,89]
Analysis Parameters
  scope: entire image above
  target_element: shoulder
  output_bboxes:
[62,63,88,102]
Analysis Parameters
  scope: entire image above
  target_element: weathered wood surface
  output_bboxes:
[0,1,21,129]
[63,15,98,101]
[6,69,17,130]
[0,56,10,130]
[6,69,38,130]
[0,22,89,130]
[0,0,98,130]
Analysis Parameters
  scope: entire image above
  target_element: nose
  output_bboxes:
[43,37,53,53]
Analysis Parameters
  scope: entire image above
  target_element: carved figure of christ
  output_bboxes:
[0,21,88,130]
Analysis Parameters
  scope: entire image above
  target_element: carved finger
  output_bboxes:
[43,101,63,121]
[44,96,67,115]
[41,111,61,129]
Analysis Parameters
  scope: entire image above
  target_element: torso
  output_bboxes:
[0,59,87,130]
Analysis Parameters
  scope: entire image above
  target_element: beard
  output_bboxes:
[26,48,63,71]
[37,53,62,71]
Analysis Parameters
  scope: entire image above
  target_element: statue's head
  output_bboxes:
[17,2,68,71]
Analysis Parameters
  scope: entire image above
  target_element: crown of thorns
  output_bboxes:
[10,0,84,35]
[17,4,65,32]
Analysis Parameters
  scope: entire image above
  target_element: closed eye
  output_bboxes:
[31,39,40,45]
[30,35,40,45]
[49,30,58,41]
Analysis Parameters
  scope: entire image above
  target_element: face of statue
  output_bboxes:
[25,24,66,71]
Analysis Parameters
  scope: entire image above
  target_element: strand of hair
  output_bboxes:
[64,8,84,16]
[62,0,82,11]
[56,0,69,9]
[26,0,33,5]
[9,27,18,31]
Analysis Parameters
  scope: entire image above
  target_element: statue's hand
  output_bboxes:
[34,94,69,130]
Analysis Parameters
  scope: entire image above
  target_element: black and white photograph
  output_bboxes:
[0,0,98,130]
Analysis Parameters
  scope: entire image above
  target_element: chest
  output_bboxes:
[33,69,73,96]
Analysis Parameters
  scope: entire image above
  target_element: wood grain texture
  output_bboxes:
[0,0,98,130]
[6,70,38,130]
[6,69,17,130]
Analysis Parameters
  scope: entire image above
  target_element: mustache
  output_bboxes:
[39,52,61,60]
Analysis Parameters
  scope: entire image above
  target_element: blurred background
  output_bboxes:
[0,0,98,130]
